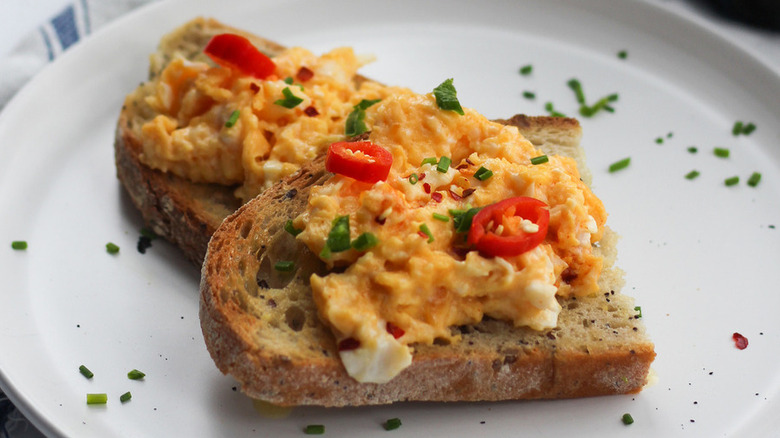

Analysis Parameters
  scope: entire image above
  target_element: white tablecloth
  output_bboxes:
[0,0,777,436]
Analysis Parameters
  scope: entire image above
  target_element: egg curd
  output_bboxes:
[132,46,401,200]
[292,88,607,383]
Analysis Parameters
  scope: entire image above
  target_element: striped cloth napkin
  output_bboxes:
[0,0,155,112]
[0,3,155,438]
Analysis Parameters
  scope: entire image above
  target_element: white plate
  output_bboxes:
[2,0,780,436]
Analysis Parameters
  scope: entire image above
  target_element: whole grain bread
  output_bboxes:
[199,117,655,407]
[115,18,289,266]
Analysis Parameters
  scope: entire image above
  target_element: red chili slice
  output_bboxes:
[467,196,549,257]
[338,337,360,351]
[325,141,393,184]
[204,33,276,79]
[732,332,748,350]
[386,322,405,339]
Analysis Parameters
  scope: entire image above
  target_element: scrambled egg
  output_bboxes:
[294,89,607,383]
[131,46,400,200]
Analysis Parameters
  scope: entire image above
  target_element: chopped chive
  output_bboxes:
[127,369,146,380]
[106,242,120,254]
[713,147,730,158]
[326,215,351,253]
[519,64,533,75]
[408,173,419,185]
[419,223,434,243]
[724,176,740,186]
[451,207,482,233]
[140,228,158,240]
[351,232,379,252]
[225,110,240,128]
[304,424,325,435]
[274,87,304,109]
[384,417,403,431]
[685,170,700,180]
[544,102,566,118]
[432,78,464,115]
[11,241,27,250]
[345,99,381,137]
[634,306,642,318]
[742,122,756,135]
[622,413,634,425]
[473,166,493,181]
[580,93,619,117]
[687,146,698,154]
[420,157,438,167]
[79,365,94,379]
[86,393,108,405]
[667,132,674,139]
[274,260,295,272]
[432,213,450,222]
[567,78,586,104]
[120,391,132,403]
[436,156,451,173]
[530,155,549,165]
[283,76,294,85]
[284,219,303,236]
[747,172,762,187]
[655,137,664,145]
[608,157,631,173]
[522,91,536,100]
[617,50,628,59]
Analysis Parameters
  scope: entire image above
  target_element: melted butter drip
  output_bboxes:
[252,399,294,419]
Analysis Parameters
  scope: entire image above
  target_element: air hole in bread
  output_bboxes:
[240,221,253,239]
[285,305,306,332]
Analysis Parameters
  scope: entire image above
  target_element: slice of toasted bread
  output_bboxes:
[115,18,290,266]
[199,116,655,407]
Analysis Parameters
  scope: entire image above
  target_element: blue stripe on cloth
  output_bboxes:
[80,0,92,35]
[39,27,55,61]
[51,5,80,51]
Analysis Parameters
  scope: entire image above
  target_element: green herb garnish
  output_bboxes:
[747,172,762,187]
[687,146,698,154]
[608,157,631,173]
[11,240,27,250]
[304,424,325,435]
[384,417,403,431]
[530,155,549,165]
[284,219,303,236]
[274,87,303,109]
[432,213,450,222]
[725,176,740,186]
[419,223,434,243]
[567,79,586,104]
[86,393,108,405]
[106,242,120,254]
[655,137,664,144]
[450,207,482,233]
[519,64,533,75]
[283,77,294,85]
[351,232,379,252]
[544,102,566,118]
[408,173,419,185]
[345,99,381,137]
[79,365,94,379]
[733,121,756,136]
[120,391,132,403]
[433,78,464,115]
[685,170,700,180]
[634,306,642,318]
[127,369,146,380]
[522,91,536,100]
[714,147,730,158]
[622,413,634,425]
[617,50,628,59]
[274,261,295,272]
[324,215,351,255]
[436,156,451,173]
[225,110,240,128]
[420,157,438,167]
[473,166,493,181]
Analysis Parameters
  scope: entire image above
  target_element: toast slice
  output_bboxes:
[199,116,655,407]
